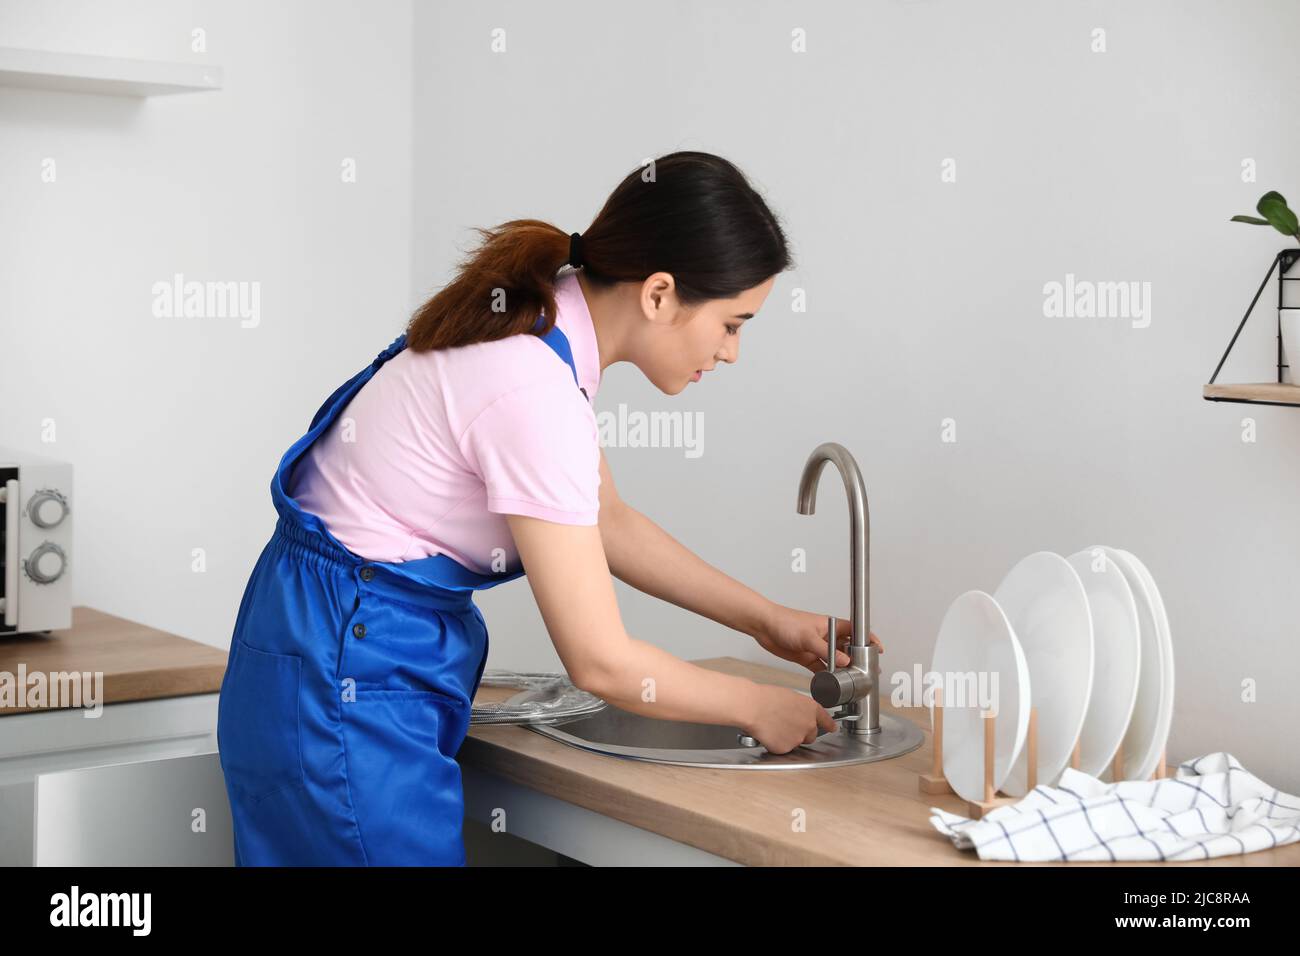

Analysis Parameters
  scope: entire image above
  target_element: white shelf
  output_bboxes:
[0,45,222,97]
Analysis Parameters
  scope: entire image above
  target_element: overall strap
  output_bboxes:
[532,315,589,401]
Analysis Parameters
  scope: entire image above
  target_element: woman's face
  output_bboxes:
[638,273,777,395]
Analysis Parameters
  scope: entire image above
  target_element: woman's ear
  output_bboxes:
[639,272,682,327]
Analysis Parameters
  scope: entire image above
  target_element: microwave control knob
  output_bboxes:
[25,542,67,584]
[27,489,70,529]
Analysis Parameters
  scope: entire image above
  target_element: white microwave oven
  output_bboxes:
[0,446,73,635]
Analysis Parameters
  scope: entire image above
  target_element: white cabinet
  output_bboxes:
[461,763,739,866]
[0,692,221,865]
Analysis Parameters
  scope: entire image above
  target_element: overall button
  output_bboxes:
[352,623,367,639]
[359,567,374,582]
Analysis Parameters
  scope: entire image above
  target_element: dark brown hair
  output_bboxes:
[404,151,793,351]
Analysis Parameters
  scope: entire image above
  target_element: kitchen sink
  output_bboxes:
[515,689,925,770]
[516,440,928,770]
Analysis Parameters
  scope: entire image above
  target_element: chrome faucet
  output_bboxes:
[796,442,880,738]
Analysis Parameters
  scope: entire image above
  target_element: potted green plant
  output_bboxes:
[1232,191,1300,384]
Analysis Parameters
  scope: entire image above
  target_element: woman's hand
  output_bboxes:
[755,602,885,673]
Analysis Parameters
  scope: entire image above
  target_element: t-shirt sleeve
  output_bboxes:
[457,378,601,525]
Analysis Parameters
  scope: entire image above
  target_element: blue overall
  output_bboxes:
[217,317,586,866]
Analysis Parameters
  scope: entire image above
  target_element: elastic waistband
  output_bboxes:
[274,512,357,566]
[271,514,477,613]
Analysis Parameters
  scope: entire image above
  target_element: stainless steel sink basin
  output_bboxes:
[517,689,924,770]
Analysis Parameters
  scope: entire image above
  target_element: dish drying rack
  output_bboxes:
[918,687,1167,819]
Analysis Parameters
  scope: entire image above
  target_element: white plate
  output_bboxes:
[928,590,1031,805]
[993,551,1094,796]
[1088,545,1166,781]
[1118,549,1174,779]
[1065,548,1141,775]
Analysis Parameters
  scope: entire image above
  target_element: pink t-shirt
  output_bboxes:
[287,269,602,575]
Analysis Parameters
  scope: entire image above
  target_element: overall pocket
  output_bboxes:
[339,688,469,865]
[217,639,305,803]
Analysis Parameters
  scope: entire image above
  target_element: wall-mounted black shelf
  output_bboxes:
[1203,248,1300,408]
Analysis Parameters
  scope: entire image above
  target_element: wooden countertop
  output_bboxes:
[0,606,226,715]
[464,656,1300,867]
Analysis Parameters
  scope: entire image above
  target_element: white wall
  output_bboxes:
[0,1,413,645]
[412,1,1300,790]
[3,0,1295,793]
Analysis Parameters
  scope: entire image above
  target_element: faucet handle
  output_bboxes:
[826,614,836,674]
[812,614,858,708]
[811,613,874,709]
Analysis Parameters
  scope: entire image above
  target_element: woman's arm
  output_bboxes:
[505,513,764,729]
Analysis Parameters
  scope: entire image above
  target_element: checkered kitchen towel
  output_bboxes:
[929,752,1300,861]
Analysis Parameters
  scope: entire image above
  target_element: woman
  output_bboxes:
[216,150,884,866]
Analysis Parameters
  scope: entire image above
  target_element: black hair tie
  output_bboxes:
[567,231,585,269]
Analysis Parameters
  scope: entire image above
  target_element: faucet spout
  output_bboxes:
[796,442,880,736]
[796,442,869,654]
